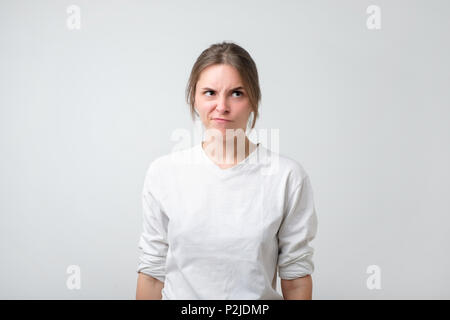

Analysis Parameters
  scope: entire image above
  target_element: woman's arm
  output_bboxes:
[136,272,164,300]
[280,274,313,300]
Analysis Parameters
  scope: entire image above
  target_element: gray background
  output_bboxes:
[1,0,449,299]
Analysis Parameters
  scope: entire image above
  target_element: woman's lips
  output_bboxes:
[213,118,231,123]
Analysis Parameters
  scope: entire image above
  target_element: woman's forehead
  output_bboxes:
[197,64,243,86]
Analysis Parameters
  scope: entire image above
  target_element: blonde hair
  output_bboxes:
[185,41,261,130]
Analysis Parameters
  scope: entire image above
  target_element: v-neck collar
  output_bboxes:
[197,140,262,178]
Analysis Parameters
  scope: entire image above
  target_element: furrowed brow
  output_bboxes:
[200,86,245,91]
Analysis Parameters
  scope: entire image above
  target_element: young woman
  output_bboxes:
[136,42,318,300]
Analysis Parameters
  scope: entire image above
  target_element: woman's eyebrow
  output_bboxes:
[200,86,245,91]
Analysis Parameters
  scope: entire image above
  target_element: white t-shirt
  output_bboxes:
[137,141,318,300]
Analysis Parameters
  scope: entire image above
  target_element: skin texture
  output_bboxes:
[194,64,258,168]
[281,275,313,300]
[136,272,164,300]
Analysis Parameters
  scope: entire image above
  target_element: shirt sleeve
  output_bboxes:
[136,162,169,283]
[277,174,318,280]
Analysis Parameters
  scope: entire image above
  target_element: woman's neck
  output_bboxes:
[202,136,257,166]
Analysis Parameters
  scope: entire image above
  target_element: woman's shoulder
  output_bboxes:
[144,145,198,176]
[261,145,310,188]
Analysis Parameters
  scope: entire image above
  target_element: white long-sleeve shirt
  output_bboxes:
[137,141,318,300]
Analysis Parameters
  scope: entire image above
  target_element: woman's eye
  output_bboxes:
[204,90,242,97]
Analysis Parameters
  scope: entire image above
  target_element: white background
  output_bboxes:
[1,0,449,299]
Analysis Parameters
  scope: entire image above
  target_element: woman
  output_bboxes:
[136,42,318,300]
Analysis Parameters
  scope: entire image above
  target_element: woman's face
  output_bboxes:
[194,64,252,138]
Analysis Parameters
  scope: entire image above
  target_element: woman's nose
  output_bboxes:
[215,95,229,112]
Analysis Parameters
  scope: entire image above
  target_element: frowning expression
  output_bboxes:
[194,64,252,136]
